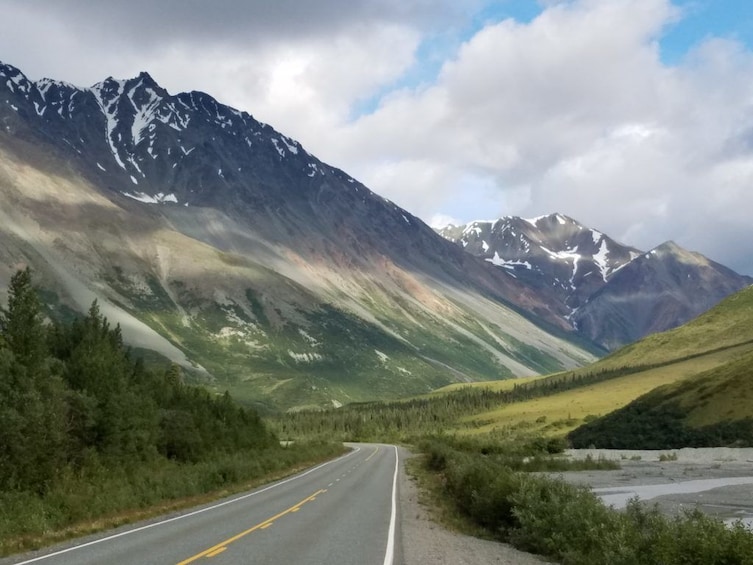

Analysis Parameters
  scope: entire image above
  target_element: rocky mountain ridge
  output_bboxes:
[438,215,752,349]
[0,61,594,409]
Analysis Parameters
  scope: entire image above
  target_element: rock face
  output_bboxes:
[0,61,596,409]
[572,242,753,349]
[439,214,641,313]
[439,218,752,350]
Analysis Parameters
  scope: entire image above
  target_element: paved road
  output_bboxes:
[2,444,400,565]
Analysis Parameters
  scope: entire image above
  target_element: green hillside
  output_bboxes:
[595,284,753,369]
[568,286,753,448]
[404,286,753,440]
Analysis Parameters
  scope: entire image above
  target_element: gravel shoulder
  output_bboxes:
[397,448,550,565]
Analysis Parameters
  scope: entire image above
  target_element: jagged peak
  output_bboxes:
[36,77,77,91]
[134,71,158,88]
[522,212,579,228]
[0,60,24,77]
[89,72,164,99]
[0,61,33,94]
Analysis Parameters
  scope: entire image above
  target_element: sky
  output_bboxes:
[1,0,752,275]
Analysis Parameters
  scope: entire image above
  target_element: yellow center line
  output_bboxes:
[364,447,379,462]
[176,489,326,564]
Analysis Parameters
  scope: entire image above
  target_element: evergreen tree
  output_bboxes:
[0,268,68,491]
[0,267,46,370]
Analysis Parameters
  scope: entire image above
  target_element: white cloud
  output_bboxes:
[0,0,752,275]
[320,0,753,274]
[429,213,461,229]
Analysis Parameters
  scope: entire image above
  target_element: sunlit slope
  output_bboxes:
[0,129,594,412]
[566,286,753,447]
[452,345,749,436]
[270,286,752,441]
[594,284,753,369]
[427,286,753,437]
[568,346,753,448]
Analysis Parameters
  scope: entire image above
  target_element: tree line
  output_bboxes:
[273,365,646,441]
[0,268,276,494]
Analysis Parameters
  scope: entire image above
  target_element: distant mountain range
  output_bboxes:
[438,215,751,349]
[0,60,748,409]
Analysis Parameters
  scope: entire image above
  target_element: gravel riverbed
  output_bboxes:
[557,448,753,525]
[396,447,753,564]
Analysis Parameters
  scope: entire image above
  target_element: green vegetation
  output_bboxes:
[138,280,521,410]
[96,255,589,410]
[271,365,655,441]
[417,436,753,565]
[456,345,748,436]
[569,349,753,449]
[420,286,753,441]
[0,269,343,556]
[3,269,748,558]
[565,286,753,449]
[594,285,753,369]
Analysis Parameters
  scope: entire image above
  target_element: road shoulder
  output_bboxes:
[397,449,549,565]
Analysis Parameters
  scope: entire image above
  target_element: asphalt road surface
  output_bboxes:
[2,444,399,565]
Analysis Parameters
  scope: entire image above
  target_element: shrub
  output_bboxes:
[418,436,753,565]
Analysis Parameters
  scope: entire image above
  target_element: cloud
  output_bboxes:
[324,0,753,274]
[0,0,751,275]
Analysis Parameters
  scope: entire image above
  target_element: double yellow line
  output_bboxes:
[177,488,327,564]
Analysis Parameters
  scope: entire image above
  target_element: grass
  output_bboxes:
[428,374,548,395]
[138,279,558,410]
[454,345,749,436]
[668,348,753,427]
[596,285,753,369]
[568,346,753,449]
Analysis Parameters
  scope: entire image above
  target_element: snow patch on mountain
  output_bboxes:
[123,191,178,204]
[288,351,323,363]
[593,239,610,281]
[486,252,532,270]
[127,82,162,145]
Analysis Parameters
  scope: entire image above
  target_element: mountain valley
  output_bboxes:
[0,61,594,410]
[1,60,750,410]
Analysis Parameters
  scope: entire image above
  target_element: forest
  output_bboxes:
[273,364,649,442]
[0,268,341,554]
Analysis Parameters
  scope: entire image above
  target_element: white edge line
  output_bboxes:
[14,447,360,564]
[383,445,399,565]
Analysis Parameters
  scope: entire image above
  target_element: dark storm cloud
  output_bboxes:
[4,0,476,47]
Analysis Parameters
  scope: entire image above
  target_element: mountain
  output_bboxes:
[438,216,751,350]
[568,285,753,448]
[438,214,641,312]
[572,241,753,349]
[0,61,595,410]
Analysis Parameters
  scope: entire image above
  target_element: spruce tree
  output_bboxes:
[0,268,68,491]
[0,267,46,370]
